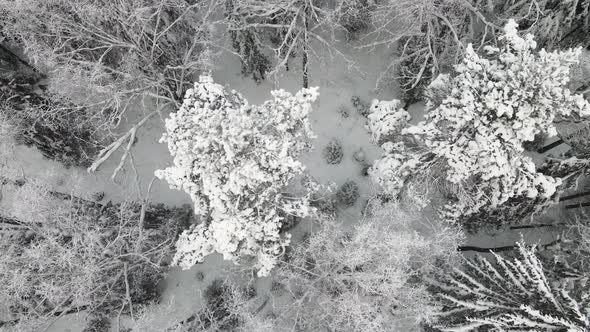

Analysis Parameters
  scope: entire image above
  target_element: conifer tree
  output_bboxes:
[368,20,590,228]
[434,241,590,331]
[157,75,319,276]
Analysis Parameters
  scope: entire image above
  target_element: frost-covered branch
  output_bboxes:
[434,241,589,331]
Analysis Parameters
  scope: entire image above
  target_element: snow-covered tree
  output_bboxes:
[225,0,354,87]
[366,99,411,145]
[0,0,220,172]
[434,241,590,331]
[225,0,271,83]
[0,176,180,327]
[361,0,497,101]
[156,75,319,277]
[494,0,590,50]
[0,73,104,168]
[368,20,590,227]
[269,203,464,331]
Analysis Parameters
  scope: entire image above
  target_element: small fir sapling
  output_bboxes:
[82,316,111,332]
[423,73,451,110]
[324,139,344,165]
[361,163,371,177]
[311,194,337,217]
[351,96,370,117]
[156,75,319,277]
[336,180,360,207]
[338,0,372,39]
[91,191,105,201]
[338,106,350,118]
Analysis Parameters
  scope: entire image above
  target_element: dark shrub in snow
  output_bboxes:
[337,181,359,207]
[324,139,343,165]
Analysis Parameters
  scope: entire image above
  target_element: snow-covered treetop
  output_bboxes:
[369,19,590,222]
[366,99,411,145]
[156,75,319,276]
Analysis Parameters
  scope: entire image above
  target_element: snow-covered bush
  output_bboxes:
[434,241,590,331]
[324,139,344,164]
[310,193,337,217]
[336,180,360,207]
[83,316,111,332]
[369,20,590,226]
[337,0,372,39]
[366,99,411,144]
[156,75,319,276]
[351,96,370,117]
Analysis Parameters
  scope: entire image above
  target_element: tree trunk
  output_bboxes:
[559,190,590,202]
[537,139,564,154]
[302,5,310,88]
[459,239,561,252]
[509,223,565,230]
[458,244,517,253]
[565,201,590,209]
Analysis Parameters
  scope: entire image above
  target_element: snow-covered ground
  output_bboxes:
[0,39,404,331]
[1,36,570,331]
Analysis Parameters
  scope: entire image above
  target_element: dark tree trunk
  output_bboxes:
[559,190,590,202]
[565,201,590,209]
[459,239,561,252]
[538,139,564,154]
[509,223,565,230]
[302,5,310,88]
[458,244,517,253]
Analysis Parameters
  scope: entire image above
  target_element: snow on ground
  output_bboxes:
[1,36,574,331]
[0,39,402,331]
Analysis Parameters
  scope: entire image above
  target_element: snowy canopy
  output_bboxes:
[156,75,319,276]
[369,20,590,223]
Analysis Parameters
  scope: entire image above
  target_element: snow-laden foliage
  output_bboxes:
[540,157,590,190]
[366,99,411,145]
[272,203,464,331]
[0,177,179,323]
[495,0,590,50]
[369,20,590,225]
[157,75,319,276]
[434,241,590,331]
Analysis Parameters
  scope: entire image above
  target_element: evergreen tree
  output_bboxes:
[156,75,319,276]
[226,0,271,83]
[434,241,590,331]
[368,20,590,228]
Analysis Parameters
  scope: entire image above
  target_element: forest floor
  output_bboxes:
[0,37,570,331]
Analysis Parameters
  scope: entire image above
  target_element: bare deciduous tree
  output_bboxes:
[225,0,357,87]
[0,0,222,171]
[0,176,184,330]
